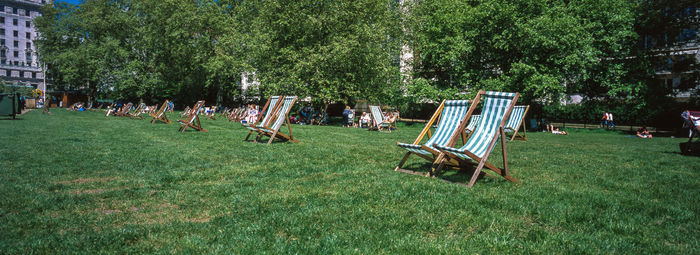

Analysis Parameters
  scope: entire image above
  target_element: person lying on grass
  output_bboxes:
[637,126,653,139]
[546,124,568,135]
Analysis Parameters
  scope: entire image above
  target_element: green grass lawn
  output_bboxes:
[1,109,699,253]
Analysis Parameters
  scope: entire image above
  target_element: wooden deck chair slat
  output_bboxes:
[504,105,529,141]
[433,91,520,188]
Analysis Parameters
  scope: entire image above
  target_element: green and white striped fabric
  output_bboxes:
[397,100,470,155]
[244,96,279,130]
[258,96,296,133]
[436,91,516,159]
[369,105,389,127]
[466,115,481,132]
[504,105,527,131]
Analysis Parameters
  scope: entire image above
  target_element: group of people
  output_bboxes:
[600,112,615,128]
[342,106,398,128]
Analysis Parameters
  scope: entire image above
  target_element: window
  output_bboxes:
[13,30,18,37]
[25,32,30,39]
[13,40,17,47]
[25,10,30,17]
[26,42,30,48]
[26,53,31,63]
[25,21,29,27]
[13,51,18,57]
[0,51,5,58]
[12,19,17,26]
[32,72,36,79]
[12,8,17,15]
[13,60,18,65]
[0,29,4,35]
[0,39,5,46]
[0,17,4,24]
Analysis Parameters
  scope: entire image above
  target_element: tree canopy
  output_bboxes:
[34,0,697,122]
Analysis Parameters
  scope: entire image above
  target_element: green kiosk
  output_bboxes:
[0,93,20,119]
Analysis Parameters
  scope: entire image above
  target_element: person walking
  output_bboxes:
[607,112,615,129]
[600,112,608,128]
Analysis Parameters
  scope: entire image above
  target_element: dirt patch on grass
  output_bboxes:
[58,177,118,185]
[70,189,106,195]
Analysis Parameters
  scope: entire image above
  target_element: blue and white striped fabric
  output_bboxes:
[244,96,280,130]
[397,100,470,155]
[504,105,527,132]
[466,115,481,132]
[436,91,516,159]
[369,105,388,127]
[258,96,296,133]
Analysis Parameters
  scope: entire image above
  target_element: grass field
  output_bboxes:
[1,109,699,253]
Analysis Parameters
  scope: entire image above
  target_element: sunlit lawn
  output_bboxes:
[1,109,699,253]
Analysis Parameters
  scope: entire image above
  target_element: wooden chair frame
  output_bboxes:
[394,99,472,176]
[130,103,146,119]
[368,105,396,132]
[177,100,207,132]
[433,91,520,188]
[244,97,284,141]
[150,100,171,124]
[504,105,530,141]
[115,103,133,117]
[251,96,300,145]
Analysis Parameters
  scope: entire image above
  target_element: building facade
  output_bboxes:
[0,0,49,92]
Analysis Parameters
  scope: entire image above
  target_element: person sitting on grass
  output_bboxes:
[547,123,568,135]
[636,126,653,139]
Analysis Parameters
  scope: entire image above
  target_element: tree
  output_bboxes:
[248,0,403,108]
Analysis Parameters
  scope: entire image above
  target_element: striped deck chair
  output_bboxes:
[130,103,146,119]
[433,91,519,188]
[150,100,171,124]
[177,100,207,132]
[466,115,481,134]
[504,105,530,141]
[206,106,218,120]
[115,103,133,117]
[251,96,300,145]
[181,106,191,117]
[219,107,230,118]
[369,105,395,132]
[394,99,472,176]
[243,96,283,140]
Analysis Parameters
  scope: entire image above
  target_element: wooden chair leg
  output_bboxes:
[394,152,411,171]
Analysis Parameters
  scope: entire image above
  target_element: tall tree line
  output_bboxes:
[35,0,696,122]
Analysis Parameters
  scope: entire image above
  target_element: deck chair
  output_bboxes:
[243,96,283,139]
[251,96,300,145]
[150,100,171,124]
[206,106,217,120]
[465,115,481,134]
[369,105,395,132]
[115,103,133,117]
[504,105,529,141]
[130,103,146,119]
[394,99,472,176]
[181,106,191,117]
[433,91,520,188]
[177,100,207,132]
